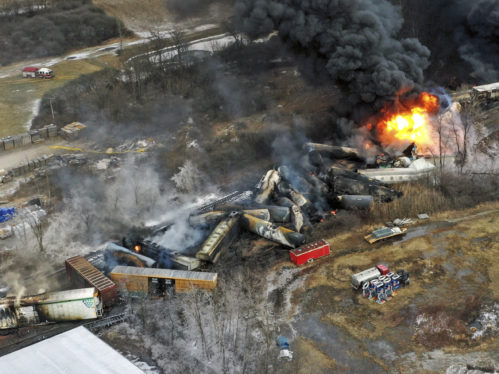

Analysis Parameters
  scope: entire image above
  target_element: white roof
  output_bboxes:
[0,326,144,374]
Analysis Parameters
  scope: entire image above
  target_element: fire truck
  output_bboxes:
[22,66,54,78]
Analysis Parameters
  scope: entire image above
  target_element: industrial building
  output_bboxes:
[0,326,144,373]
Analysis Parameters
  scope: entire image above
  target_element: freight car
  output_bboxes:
[289,239,330,266]
[0,288,102,333]
[65,256,118,308]
[122,237,201,270]
[110,266,217,296]
[196,214,240,263]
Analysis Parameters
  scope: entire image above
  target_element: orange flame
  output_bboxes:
[375,92,439,147]
[134,245,141,253]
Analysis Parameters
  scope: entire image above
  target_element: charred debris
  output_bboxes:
[122,142,402,267]
[0,141,406,333]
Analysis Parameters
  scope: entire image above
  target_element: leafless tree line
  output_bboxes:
[125,268,283,374]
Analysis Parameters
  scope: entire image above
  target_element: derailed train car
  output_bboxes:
[0,288,102,334]
[110,266,217,295]
[196,213,240,263]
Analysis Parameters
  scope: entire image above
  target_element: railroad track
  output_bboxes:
[84,313,128,331]
[196,190,253,214]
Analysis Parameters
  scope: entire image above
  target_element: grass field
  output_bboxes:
[0,58,110,137]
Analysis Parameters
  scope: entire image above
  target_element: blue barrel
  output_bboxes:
[376,282,385,303]
[391,274,400,290]
[384,278,392,298]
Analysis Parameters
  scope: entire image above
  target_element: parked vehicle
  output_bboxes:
[38,67,54,78]
[289,239,330,266]
[276,336,293,361]
[21,66,54,78]
[364,226,407,244]
[351,264,390,289]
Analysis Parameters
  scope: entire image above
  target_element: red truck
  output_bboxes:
[289,239,330,266]
[65,256,118,308]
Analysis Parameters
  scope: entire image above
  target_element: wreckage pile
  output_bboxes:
[124,143,402,267]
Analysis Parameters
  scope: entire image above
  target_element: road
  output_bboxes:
[0,24,228,136]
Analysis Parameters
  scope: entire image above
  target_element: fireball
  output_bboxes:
[375,92,439,148]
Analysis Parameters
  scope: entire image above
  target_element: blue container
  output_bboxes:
[0,207,15,223]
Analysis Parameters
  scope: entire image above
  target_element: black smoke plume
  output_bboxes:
[234,0,431,119]
[400,0,498,84]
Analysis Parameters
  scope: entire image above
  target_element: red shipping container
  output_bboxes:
[289,239,330,266]
[376,264,390,275]
[65,256,118,308]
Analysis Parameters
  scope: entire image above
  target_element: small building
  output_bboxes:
[22,66,39,78]
[110,265,218,296]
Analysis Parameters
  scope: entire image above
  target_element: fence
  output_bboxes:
[0,124,58,153]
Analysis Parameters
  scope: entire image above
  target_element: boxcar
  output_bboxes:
[66,256,118,307]
[110,266,218,296]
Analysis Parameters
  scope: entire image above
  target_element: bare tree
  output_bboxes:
[170,29,189,67]
[25,211,45,253]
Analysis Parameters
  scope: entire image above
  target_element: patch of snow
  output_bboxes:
[26,98,40,130]
[192,24,218,32]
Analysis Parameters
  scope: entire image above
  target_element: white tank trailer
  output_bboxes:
[0,288,102,333]
[351,267,383,289]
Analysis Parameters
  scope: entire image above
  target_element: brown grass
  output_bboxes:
[367,183,451,222]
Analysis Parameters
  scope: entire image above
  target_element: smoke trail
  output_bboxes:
[235,0,431,114]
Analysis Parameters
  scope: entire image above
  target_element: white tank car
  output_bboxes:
[0,288,102,332]
[37,288,103,321]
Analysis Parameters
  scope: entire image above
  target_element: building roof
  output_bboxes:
[0,326,144,374]
[22,67,38,72]
[111,265,218,282]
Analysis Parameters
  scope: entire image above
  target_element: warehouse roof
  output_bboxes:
[0,326,144,374]
[111,265,218,282]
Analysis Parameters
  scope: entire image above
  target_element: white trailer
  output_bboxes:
[37,288,103,321]
[0,287,102,332]
[351,267,381,289]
